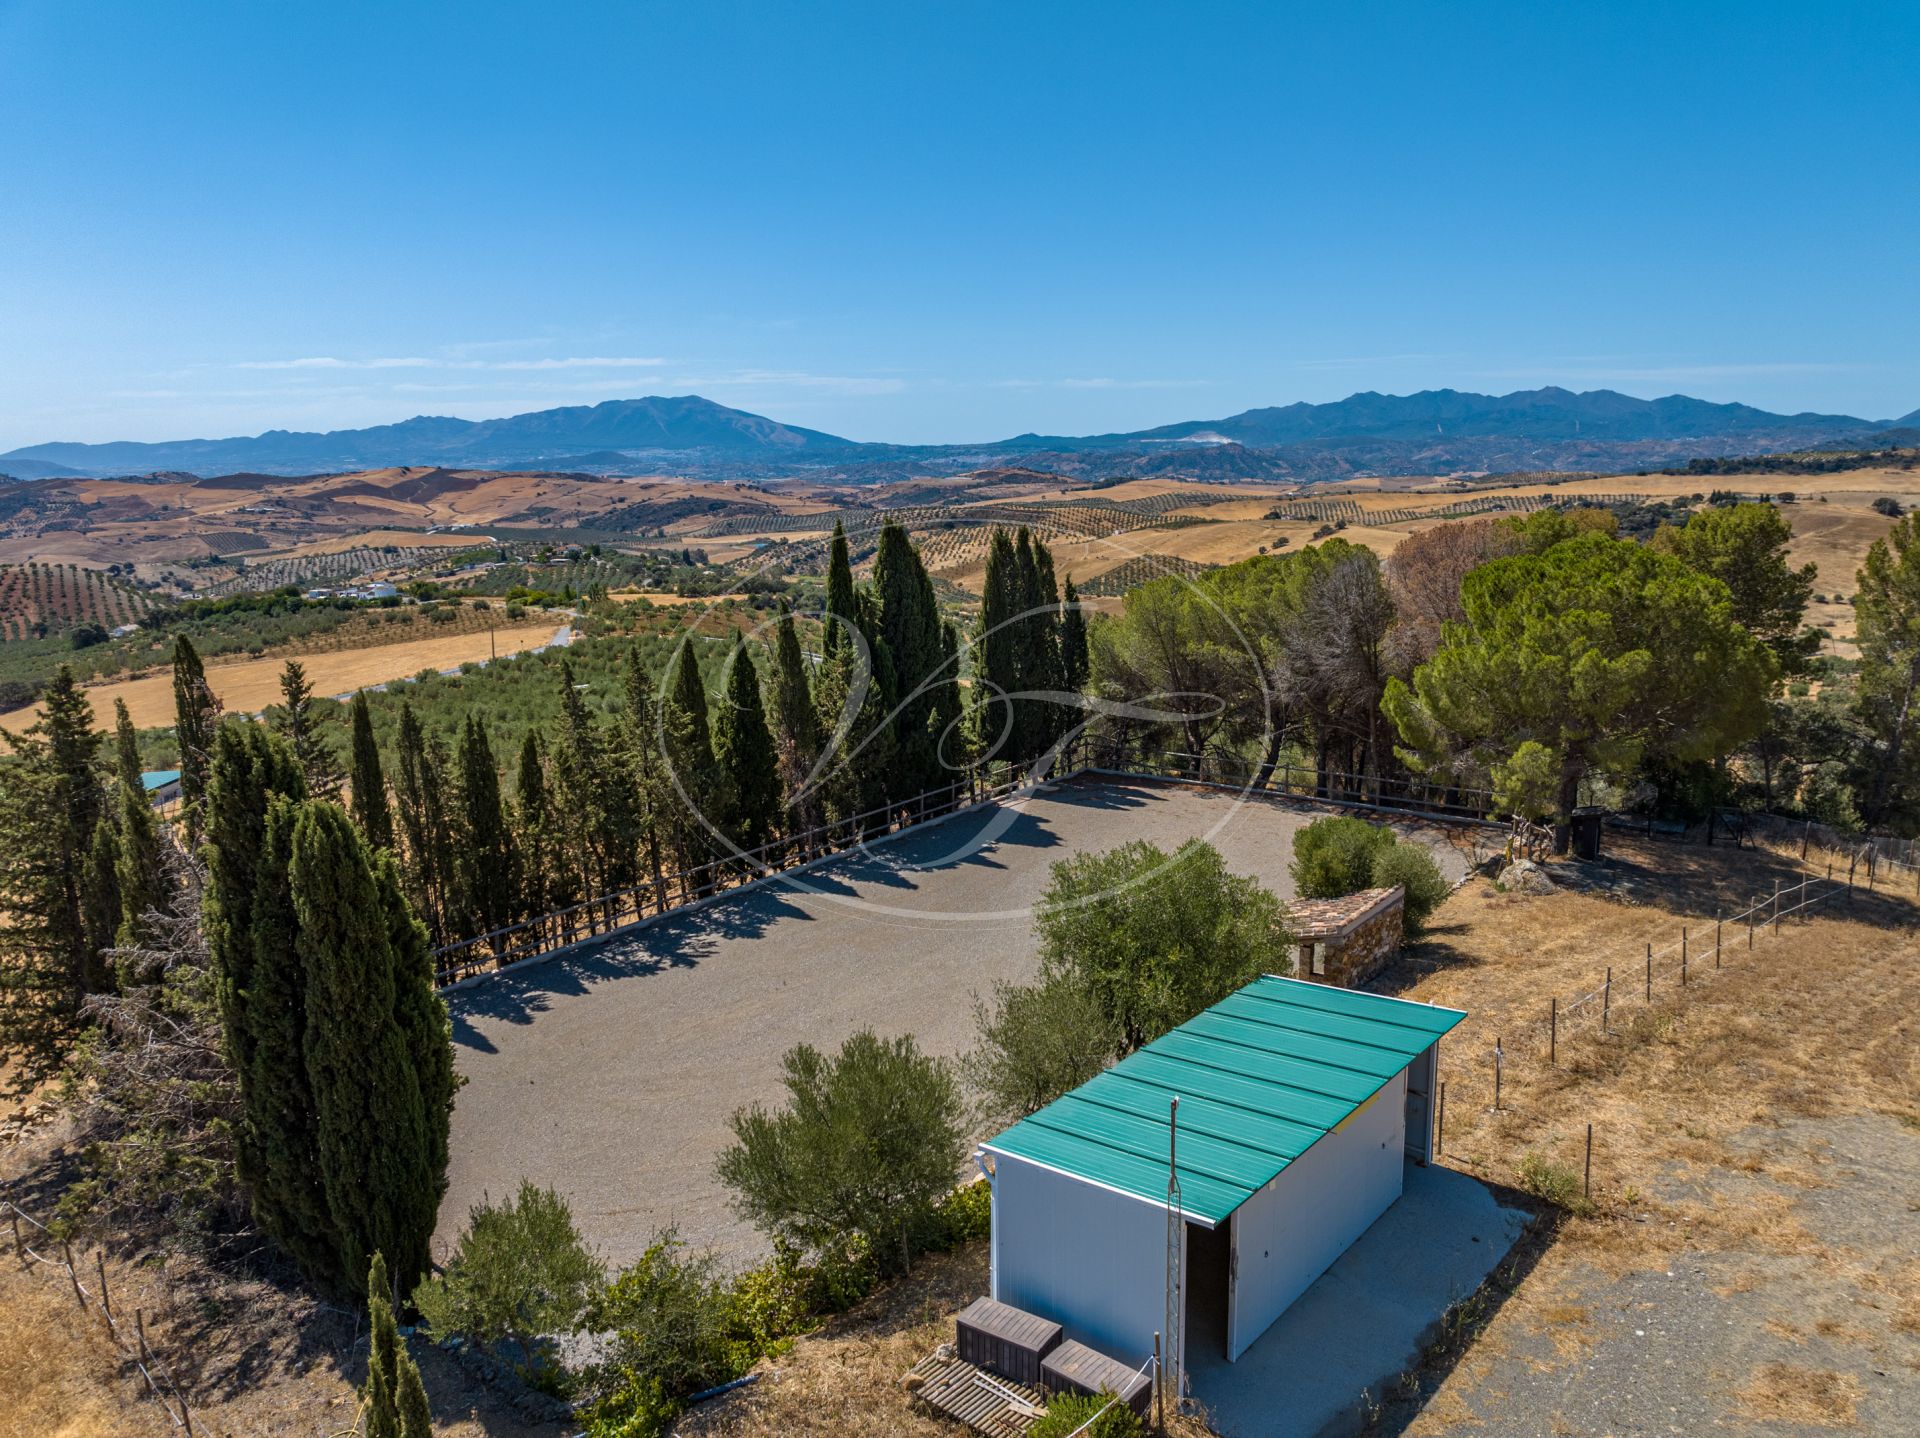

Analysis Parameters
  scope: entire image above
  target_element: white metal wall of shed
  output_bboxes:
[1226,1069,1407,1361]
[990,1153,1170,1369]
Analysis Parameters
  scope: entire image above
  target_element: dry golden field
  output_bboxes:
[0,618,566,732]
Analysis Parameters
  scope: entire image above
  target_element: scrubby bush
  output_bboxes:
[716,1030,968,1276]
[1516,1153,1594,1217]
[963,973,1114,1126]
[1029,1391,1145,1437]
[582,1232,737,1434]
[1369,841,1449,938]
[1290,816,1394,898]
[413,1182,602,1352]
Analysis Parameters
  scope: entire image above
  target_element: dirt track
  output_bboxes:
[439,777,1476,1267]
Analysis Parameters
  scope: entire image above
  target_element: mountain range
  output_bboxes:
[4,389,1914,484]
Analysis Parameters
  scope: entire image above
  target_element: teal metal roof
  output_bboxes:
[982,975,1465,1226]
[141,769,181,793]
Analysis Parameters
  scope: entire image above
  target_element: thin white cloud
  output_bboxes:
[235,355,667,372]
[990,377,1213,391]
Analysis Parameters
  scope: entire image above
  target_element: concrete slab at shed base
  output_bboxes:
[1188,1163,1530,1438]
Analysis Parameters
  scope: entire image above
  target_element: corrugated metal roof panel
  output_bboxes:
[983,974,1466,1225]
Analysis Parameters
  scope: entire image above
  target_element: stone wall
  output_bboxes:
[1293,886,1404,987]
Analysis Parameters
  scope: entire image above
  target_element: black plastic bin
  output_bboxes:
[1569,807,1606,861]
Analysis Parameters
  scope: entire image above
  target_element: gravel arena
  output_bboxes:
[438,776,1479,1266]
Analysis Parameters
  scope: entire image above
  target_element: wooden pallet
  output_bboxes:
[905,1350,1046,1435]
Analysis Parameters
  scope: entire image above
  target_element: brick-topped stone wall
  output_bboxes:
[1286,885,1404,987]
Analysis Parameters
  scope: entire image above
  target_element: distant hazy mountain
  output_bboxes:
[2,387,1904,482]
[0,396,862,479]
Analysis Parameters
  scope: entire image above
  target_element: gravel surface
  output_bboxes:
[440,777,1477,1268]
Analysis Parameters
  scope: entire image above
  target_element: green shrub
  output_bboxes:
[582,1232,737,1432]
[716,1030,967,1276]
[962,972,1115,1127]
[413,1181,602,1352]
[1369,841,1449,937]
[1290,816,1394,899]
[931,1179,992,1245]
[1029,1391,1144,1437]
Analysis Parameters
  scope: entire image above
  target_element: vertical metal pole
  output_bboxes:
[94,1250,111,1321]
[1154,1331,1164,1435]
[1437,1082,1446,1155]
[1494,1036,1502,1111]
[1584,1123,1593,1201]
[1681,927,1688,988]
[1603,967,1612,1033]
[1550,997,1557,1065]
[1645,944,1652,1001]
[1773,878,1782,933]
[1748,899,1755,950]
[1716,911,1722,969]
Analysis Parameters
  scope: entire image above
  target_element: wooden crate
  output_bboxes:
[955,1297,1064,1387]
[1041,1339,1153,1415]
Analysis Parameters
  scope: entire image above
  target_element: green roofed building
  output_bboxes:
[980,974,1465,1387]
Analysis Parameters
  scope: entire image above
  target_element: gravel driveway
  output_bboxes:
[439,777,1477,1267]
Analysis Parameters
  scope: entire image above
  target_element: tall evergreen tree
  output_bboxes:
[171,636,218,842]
[552,657,642,921]
[714,636,781,852]
[349,691,395,851]
[872,521,954,797]
[661,640,723,884]
[392,705,456,944]
[769,604,824,841]
[292,802,444,1295]
[620,645,670,907]
[273,659,344,800]
[0,672,140,1080]
[974,528,1021,766]
[511,731,562,926]
[823,519,859,657]
[1060,577,1090,697]
[241,794,335,1282]
[375,850,455,1204]
[364,1252,403,1438]
[111,700,168,948]
[453,716,515,943]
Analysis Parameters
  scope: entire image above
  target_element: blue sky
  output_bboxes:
[2,0,1915,450]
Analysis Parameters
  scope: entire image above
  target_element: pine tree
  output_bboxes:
[349,691,395,851]
[273,659,344,800]
[714,636,781,852]
[453,716,514,943]
[292,802,442,1295]
[110,701,168,949]
[171,636,218,842]
[823,519,859,657]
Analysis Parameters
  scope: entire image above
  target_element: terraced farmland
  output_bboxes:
[0,562,158,640]
[201,545,450,596]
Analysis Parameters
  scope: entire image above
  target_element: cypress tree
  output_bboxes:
[823,519,858,657]
[397,1351,434,1438]
[1060,577,1090,696]
[171,636,218,842]
[769,604,824,841]
[661,641,723,892]
[349,691,395,851]
[552,657,641,918]
[974,529,1020,766]
[376,850,454,1204]
[292,802,442,1295]
[714,636,781,852]
[365,1252,402,1438]
[273,659,344,800]
[82,817,122,969]
[242,795,335,1283]
[392,705,455,944]
[620,645,669,905]
[511,731,559,925]
[453,716,514,943]
[109,701,169,950]
[872,521,950,798]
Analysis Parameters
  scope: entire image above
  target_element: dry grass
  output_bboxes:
[1735,1361,1863,1427]
[0,1260,148,1438]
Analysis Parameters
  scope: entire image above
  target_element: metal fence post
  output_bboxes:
[1715,910,1722,968]
[1681,926,1688,988]
[1602,967,1612,1033]
[1645,943,1652,1002]
[1584,1123,1593,1201]
[1550,996,1557,1065]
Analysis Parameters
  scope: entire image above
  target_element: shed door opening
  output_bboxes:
[1184,1219,1231,1361]
[1403,1041,1437,1164]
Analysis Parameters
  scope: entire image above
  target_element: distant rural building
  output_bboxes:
[1285,885,1405,987]
[141,769,182,807]
[980,975,1460,1389]
[108,622,141,638]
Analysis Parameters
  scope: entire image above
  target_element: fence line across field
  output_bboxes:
[2,1197,210,1438]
